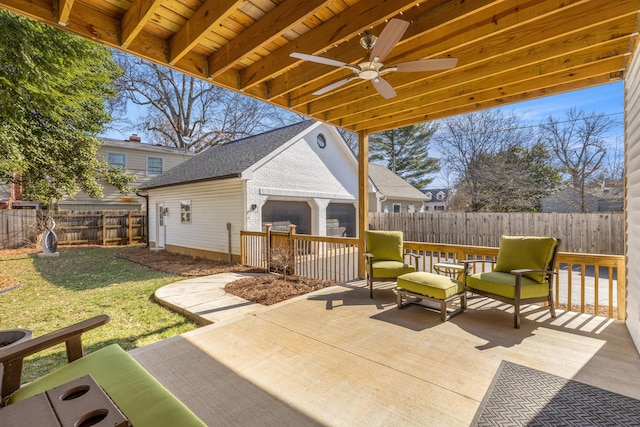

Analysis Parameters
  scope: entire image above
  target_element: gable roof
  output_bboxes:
[368,164,427,201]
[141,121,317,190]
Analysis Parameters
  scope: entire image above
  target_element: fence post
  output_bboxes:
[240,231,246,265]
[128,211,133,245]
[265,224,272,272]
[102,213,106,246]
[288,224,296,276]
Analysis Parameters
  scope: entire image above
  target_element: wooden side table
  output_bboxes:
[433,262,467,280]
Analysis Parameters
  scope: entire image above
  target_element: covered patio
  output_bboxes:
[2,0,640,424]
[132,281,640,425]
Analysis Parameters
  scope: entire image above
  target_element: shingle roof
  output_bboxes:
[368,164,428,201]
[141,121,316,189]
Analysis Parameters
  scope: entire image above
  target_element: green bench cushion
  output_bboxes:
[6,344,205,427]
[366,260,416,278]
[466,271,550,299]
[494,236,558,283]
[365,230,404,262]
[397,272,464,300]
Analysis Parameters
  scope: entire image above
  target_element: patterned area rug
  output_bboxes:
[472,361,640,426]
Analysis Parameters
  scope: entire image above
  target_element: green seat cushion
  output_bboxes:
[366,260,416,278]
[466,271,550,299]
[494,236,558,283]
[397,272,464,300]
[365,230,404,262]
[7,344,205,427]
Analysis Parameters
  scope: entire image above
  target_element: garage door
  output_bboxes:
[262,201,311,235]
[326,203,355,237]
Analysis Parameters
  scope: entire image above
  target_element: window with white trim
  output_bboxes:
[107,153,125,169]
[181,200,191,224]
[148,156,163,175]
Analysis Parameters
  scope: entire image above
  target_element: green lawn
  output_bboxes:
[0,246,197,383]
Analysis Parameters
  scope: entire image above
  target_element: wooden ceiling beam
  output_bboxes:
[357,74,615,134]
[340,41,629,128]
[238,0,435,90]
[300,1,637,115]
[331,20,634,126]
[169,0,244,66]
[121,0,163,49]
[268,0,570,101]
[351,57,623,132]
[56,0,74,26]
[268,0,510,100]
[206,0,330,79]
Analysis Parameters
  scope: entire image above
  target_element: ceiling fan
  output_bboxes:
[290,18,458,99]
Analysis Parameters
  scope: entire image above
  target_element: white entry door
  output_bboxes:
[156,203,166,248]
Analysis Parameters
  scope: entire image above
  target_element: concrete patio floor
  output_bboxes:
[133,278,640,426]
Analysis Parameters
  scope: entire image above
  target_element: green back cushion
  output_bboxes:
[365,230,404,262]
[494,236,558,283]
[7,344,206,427]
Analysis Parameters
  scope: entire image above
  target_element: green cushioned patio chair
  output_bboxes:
[462,235,560,328]
[364,230,418,298]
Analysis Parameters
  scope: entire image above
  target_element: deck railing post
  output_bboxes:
[617,257,627,320]
[265,224,272,272]
[288,224,296,276]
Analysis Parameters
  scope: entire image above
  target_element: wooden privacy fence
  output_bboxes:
[0,210,146,248]
[240,231,625,320]
[0,210,38,249]
[369,211,625,254]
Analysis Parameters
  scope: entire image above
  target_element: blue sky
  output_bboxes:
[496,81,623,126]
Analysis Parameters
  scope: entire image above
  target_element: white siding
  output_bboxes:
[148,179,244,255]
[59,142,194,209]
[246,125,360,232]
[625,41,640,352]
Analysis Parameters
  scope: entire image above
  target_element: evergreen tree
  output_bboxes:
[369,123,439,189]
[0,10,129,205]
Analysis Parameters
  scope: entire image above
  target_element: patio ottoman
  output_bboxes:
[396,272,467,321]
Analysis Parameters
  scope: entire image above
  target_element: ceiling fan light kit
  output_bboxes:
[291,18,458,99]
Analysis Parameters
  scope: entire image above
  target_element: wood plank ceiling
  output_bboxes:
[1,0,639,134]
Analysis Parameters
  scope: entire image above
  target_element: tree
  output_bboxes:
[540,107,618,212]
[0,10,129,205]
[369,124,440,189]
[469,144,560,211]
[435,109,557,212]
[114,54,302,153]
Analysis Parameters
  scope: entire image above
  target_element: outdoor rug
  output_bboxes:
[472,361,640,426]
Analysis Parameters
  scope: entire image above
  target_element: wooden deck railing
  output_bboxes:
[240,231,626,320]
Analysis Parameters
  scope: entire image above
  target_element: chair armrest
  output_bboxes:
[364,252,374,260]
[510,268,557,276]
[0,314,110,401]
[406,252,419,269]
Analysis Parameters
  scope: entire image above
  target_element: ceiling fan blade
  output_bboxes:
[369,18,409,62]
[394,58,458,72]
[372,77,396,99]
[312,77,358,95]
[290,52,348,68]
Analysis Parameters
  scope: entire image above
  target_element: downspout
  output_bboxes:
[136,191,149,248]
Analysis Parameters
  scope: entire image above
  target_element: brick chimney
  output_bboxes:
[10,173,23,201]
[129,134,142,142]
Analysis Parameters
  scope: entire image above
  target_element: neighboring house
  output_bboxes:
[541,187,624,213]
[422,188,450,211]
[56,135,195,211]
[0,173,41,210]
[140,121,422,261]
[368,164,428,213]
